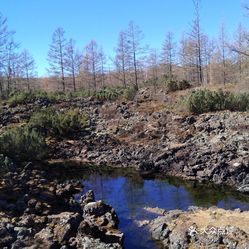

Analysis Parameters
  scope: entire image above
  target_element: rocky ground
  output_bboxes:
[2,87,247,191]
[147,206,249,248]
[1,87,249,248]
[0,163,123,248]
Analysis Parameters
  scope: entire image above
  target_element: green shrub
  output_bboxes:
[161,75,191,92]
[167,80,179,92]
[0,154,14,173]
[94,86,137,101]
[177,80,191,90]
[29,108,88,136]
[95,88,120,101]
[184,89,249,114]
[7,91,30,106]
[6,86,138,106]
[122,86,137,100]
[0,126,48,162]
[7,90,71,106]
[70,89,92,99]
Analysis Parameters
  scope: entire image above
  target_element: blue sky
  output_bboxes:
[0,0,246,76]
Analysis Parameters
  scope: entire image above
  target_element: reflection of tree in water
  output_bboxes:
[171,186,182,209]
[122,174,145,217]
[166,177,225,206]
[159,176,249,208]
[151,179,188,210]
[70,166,249,211]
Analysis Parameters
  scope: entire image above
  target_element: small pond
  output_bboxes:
[73,168,249,249]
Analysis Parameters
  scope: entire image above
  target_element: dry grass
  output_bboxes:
[179,207,249,234]
[131,100,166,114]
[195,83,237,92]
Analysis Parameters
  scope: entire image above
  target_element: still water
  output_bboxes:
[75,169,249,249]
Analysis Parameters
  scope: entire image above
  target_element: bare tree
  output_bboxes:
[189,0,203,85]
[147,48,159,92]
[47,27,67,92]
[179,35,197,82]
[0,13,12,94]
[83,40,102,91]
[65,39,82,92]
[125,21,145,90]
[5,39,19,93]
[231,23,247,83]
[234,23,244,82]
[99,47,106,87]
[219,23,228,85]
[81,53,91,90]
[229,7,249,81]
[115,31,130,87]
[20,49,36,91]
[161,32,176,79]
[202,36,215,84]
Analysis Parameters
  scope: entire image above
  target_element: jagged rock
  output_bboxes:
[55,182,82,198]
[47,212,82,243]
[0,162,123,249]
[80,190,95,206]
[79,201,123,245]
[14,226,32,240]
[0,222,16,248]
[73,236,122,249]
[238,184,249,193]
[34,226,58,248]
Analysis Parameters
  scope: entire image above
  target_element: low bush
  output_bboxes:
[7,91,46,106]
[122,86,137,100]
[7,91,30,106]
[167,80,179,92]
[0,154,14,173]
[0,126,48,162]
[95,87,121,101]
[184,89,249,114]
[7,86,138,106]
[161,75,191,92]
[7,90,72,106]
[177,80,191,90]
[29,108,88,136]
[93,86,137,101]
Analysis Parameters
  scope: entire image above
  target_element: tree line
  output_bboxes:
[0,13,36,95]
[1,0,249,95]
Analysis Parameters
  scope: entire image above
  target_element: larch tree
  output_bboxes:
[5,39,19,93]
[147,48,159,92]
[219,23,228,85]
[81,53,91,90]
[202,36,215,84]
[20,49,36,91]
[189,0,203,85]
[229,6,249,84]
[47,27,67,92]
[232,23,247,83]
[161,32,176,79]
[83,40,102,91]
[115,31,130,87]
[65,39,82,92]
[99,46,106,87]
[179,35,197,82]
[0,12,12,94]
[125,21,145,90]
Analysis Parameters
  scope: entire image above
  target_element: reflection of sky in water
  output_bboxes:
[76,173,249,249]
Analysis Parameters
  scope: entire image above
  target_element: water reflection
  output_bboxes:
[76,169,249,249]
